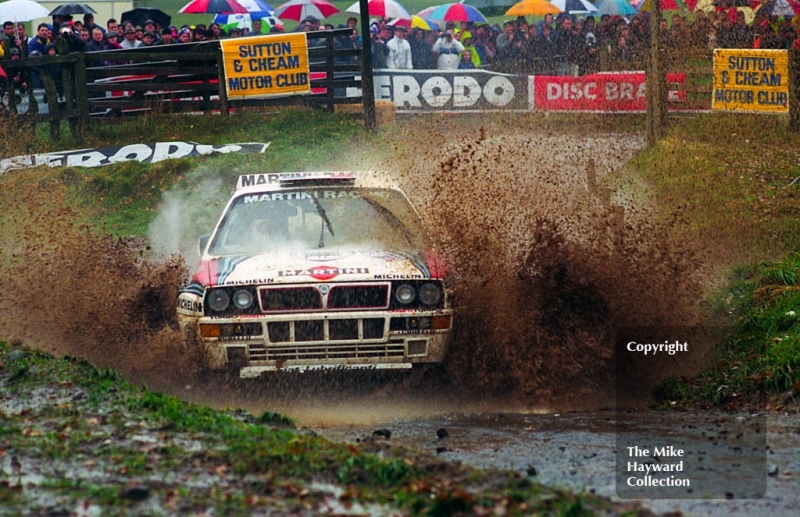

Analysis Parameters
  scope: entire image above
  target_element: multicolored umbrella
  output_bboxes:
[548,0,598,14]
[236,0,276,17]
[273,0,339,20]
[345,0,411,19]
[634,0,696,11]
[388,15,440,30]
[179,0,249,14]
[504,0,562,16]
[468,0,520,16]
[426,3,488,22]
[594,0,637,15]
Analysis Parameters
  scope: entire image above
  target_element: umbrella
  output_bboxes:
[426,3,489,22]
[237,0,276,18]
[712,0,751,6]
[48,3,96,16]
[120,8,172,29]
[505,0,562,16]
[273,0,339,20]
[635,0,696,11]
[756,0,800,15]
[416,4,443,18]
[0,0,50,22]
[212,12,284,30]
[594,0,638,15]
[468,0,520,16]
[346,0,411,19]
[388,15,440,30]
[179,0,249,14]
[695,0,755,22]
[548,0,598,14]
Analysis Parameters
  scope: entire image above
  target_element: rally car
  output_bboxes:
[177,172,453,378]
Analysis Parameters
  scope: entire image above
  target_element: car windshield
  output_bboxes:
[208,187,428,256]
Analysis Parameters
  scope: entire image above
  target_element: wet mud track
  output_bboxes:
[312,410,800,517]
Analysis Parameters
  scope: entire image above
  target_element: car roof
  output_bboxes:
[234,171,394,195]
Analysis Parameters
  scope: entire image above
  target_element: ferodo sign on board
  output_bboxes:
[532,72,686,112]
[712,49,788,113]
[221,33,310,99]
[373,70,528,111]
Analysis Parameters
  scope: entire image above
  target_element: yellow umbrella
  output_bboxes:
[695,0,755,24]
[505,0,563,16]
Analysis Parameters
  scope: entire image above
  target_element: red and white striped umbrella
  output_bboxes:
[345,0,411,19]
[274,0,339,20]
[179,0,249,14]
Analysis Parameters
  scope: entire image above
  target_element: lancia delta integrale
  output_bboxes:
[177,172,453,378]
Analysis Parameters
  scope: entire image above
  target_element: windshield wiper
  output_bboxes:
[311,197,334,248]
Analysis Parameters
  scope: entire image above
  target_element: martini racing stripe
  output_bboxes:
[216,255,250,285]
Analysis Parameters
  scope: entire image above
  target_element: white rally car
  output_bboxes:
[177,172,453,378]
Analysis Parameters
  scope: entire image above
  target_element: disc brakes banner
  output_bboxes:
[532,72,686,112]
[221,33,310,99]
[373,70,529,112]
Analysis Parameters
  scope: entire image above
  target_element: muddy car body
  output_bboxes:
[177,172,453,378]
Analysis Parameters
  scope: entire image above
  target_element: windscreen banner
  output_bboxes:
[372,70,529,112]
[531,72,687,112]
[221,33,310,99]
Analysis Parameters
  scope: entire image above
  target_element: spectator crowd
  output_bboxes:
[2,7,800,97]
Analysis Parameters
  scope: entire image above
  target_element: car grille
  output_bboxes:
[267,317,385,343]
[259,284,389,312]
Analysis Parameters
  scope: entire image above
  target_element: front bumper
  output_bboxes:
[178,309,452,378]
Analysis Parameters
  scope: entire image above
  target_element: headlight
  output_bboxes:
[233,289,254,309]
[395,284,415,304]
[207,289,230,312]
[418,283,442,305]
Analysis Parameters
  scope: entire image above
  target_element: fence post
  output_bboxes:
[216,51,229,116]
[358,0,376,129]
[324,31,335,112]
[41,68,60,140]
[73,53,89,129]
[790,49,800,132]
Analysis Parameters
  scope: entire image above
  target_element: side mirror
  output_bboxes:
[197,235,210,257]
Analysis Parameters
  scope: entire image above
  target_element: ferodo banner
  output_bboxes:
[532,72,687,112]
[0,142,270,175]
[221,33,310,99]
[712,49,788,113]
[373,70,528,111]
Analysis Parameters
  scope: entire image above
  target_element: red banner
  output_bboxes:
[532,72,686,112]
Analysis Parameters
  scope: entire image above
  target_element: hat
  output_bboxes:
[9,47,19,55]
[107,30,119,38]
[60,26,72,34]
[143,30,155,38]
[124,26,135,34]
[462,30,472,40]
[145,19,155,26]
[369,25,379,34]
[134,26,143,31]
[161,28,172,35]
[394,25,407,32]
[302,15,319,23]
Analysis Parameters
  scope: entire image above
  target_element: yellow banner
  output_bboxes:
[712,49,788,113]
[221,33,310,99]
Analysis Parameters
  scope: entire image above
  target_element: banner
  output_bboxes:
[532,72,686,112]
[372,70,529,112]
[712,49,788,113]
[0,142,270,175]
[221,33,310,99]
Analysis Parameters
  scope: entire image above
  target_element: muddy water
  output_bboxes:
[312,411,800,517]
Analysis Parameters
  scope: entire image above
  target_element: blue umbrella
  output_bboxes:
[595,0,637,15]
[237,0,276,18]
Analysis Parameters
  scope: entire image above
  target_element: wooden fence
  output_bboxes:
[0,28,363,138]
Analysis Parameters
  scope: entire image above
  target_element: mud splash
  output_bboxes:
[0,124,711,417]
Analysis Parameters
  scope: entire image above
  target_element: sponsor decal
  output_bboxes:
[712,49,788,113]
[221,34,310,99]
[237,171,347,188]
[278,265,369,280]
[241,190,360,202]
[373,274,424,279]
[372,70,528,111]
[291,250,354,261]
[532,72,686,112]
[178,298,203,312]
[0,142,269,175]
